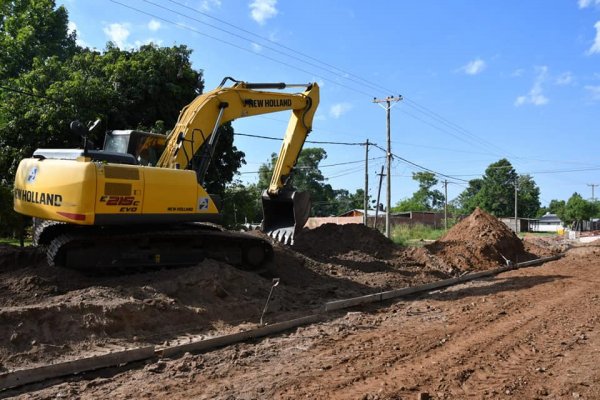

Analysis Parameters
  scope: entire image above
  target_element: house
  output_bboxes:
[532,213,563,233]
[305,209,377,229]
[500,217,535,233]
[306,209,451,229]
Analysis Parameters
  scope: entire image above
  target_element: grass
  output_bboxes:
[0,237,31,247]
[391,224,446,247]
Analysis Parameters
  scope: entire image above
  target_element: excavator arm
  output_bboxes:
[157,77,320,243]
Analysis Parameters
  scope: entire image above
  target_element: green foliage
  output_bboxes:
[455,159,540,218]
[198,122,246,196]
[477,159,518,216]
[257,148,365,216]
[391,224,446,247]
[516,174,541,218]
[0,37,247,185]
[536,199,565,218]
[557,193,597,226]
[0,182,21,237]
[392,171,444,212]
[455,178,483,215]
[220,181,262,227]
[0,0,77,80]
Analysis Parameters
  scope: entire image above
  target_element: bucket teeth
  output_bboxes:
[268,229,294,245]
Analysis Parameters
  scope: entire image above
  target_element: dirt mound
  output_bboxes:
[425,208,536,271]
[0,244,44,273]
[293,223,399,260]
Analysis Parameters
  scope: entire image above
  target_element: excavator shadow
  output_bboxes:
[426,273,569,302]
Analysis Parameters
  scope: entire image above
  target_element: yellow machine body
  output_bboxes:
[14,158,220,225]
[13,78,319,268]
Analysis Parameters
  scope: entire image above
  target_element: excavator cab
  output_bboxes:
[103,130,167,166]
[261,189,310,245]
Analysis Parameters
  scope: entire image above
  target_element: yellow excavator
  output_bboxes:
[13,77,319,269]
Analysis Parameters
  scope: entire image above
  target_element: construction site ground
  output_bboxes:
[1,209,599,399]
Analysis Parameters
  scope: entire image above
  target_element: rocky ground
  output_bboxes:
[1,208,591,399]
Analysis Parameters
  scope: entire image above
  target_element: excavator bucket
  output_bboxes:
[261,190,311,245]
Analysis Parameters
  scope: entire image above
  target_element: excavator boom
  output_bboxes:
[157,77,319,242]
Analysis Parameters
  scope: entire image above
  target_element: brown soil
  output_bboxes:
[1,209,582,399]
[425,207,538,272]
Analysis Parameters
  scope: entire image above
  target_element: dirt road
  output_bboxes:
[8,241,599,399]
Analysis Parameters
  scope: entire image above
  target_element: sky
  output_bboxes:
[59,0,600,208]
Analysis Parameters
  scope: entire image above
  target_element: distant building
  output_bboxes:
[500,217,535,233]
[306,209,451,229]
[305,209,377,229]
[532,213,563,233]
[337,209,378,218]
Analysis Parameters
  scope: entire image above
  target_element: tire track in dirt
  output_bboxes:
[306,254,599,399]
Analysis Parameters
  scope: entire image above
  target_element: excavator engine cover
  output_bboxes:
[261,190,310,245]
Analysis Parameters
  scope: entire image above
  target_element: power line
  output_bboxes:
[143,0,385,96]
[234,132,366,146]
[109,0,375,98]
[114,0,519,162]
[239,156,385,173]
[370,143,470,183]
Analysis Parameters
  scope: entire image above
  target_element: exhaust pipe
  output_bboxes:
[261,190,310,245]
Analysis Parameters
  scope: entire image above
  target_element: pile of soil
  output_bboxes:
[293,223,398,261]
[425,207,537,271]
[0,211,558,371]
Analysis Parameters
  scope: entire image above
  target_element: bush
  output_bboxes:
[0,182,22,238]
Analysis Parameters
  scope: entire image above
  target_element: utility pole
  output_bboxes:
[364,139,369,226]
[443,179,448,231]
[587,183,599,202]
[374,165,385,229]
[514,179,518,234]
[373,95,402,238]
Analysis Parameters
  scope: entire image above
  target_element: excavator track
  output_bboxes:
[37,221,273,271]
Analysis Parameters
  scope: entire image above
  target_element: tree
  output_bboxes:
[516,174,541,218]
[477,159,518,217]
[0,0,77,80]
[392,171,444,212]
[199,122,246,196]
[454,159,540,217]
[332,188,366,215]
[557,193,596,226]
[455,178,483,214]
[257,147,342,216]
[220,181,262,227]
[537,199,565,218]
[0,44,246,185]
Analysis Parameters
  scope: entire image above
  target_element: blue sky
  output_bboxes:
[60,0,600,207]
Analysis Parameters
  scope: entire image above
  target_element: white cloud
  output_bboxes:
[585,85,600,100]
[201,0,222,11]
[555,72,573,85]
[329,102,352,119]
[148,19,161,31]
[578,0,600,8]
[588,21,600,55]
[134,38,163,47]
[68,21,77,35]
[458,58,486,75]
[103,23,131,48]
[67,21,88,47]
[514,66,549,107]
[251,42,263,52]
[511,68,525,77]
[250,0,278,25]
